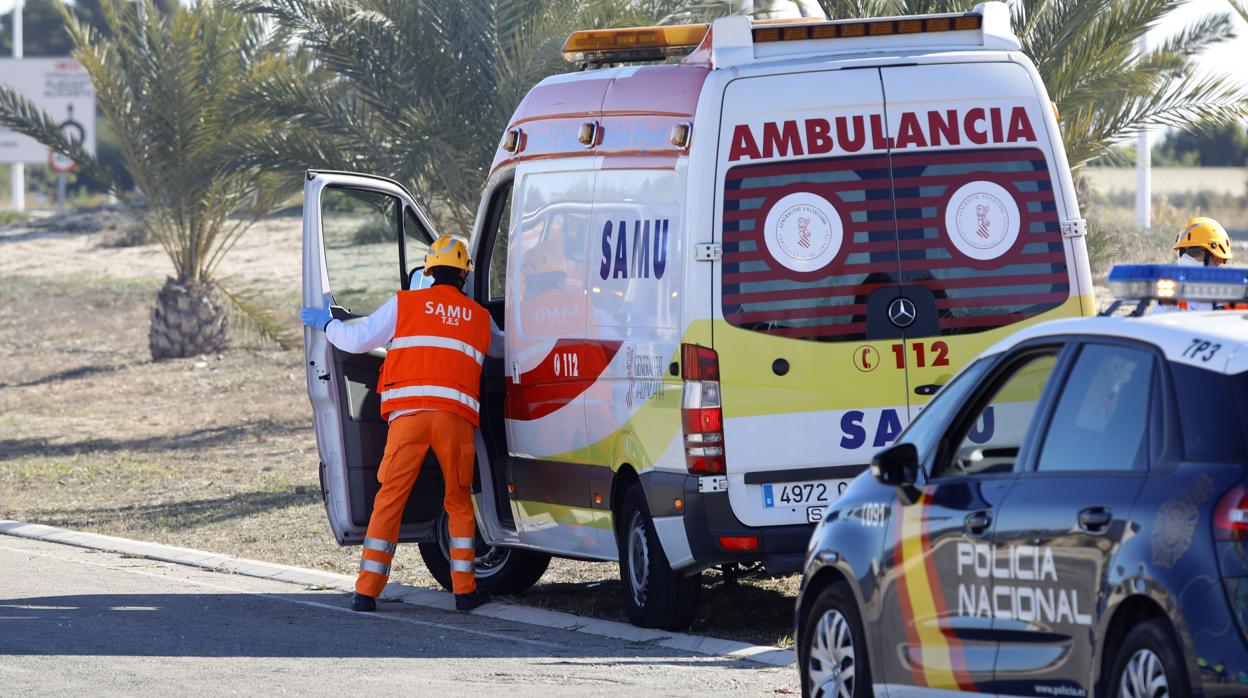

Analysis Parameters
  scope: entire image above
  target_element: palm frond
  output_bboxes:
[0,86,118,193]
[216,278,300,349]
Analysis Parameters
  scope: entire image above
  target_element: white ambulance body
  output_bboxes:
[303,2,1094,630]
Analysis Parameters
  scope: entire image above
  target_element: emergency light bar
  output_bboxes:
[752,13,981,43]
[561,24,709,64]
[1107,264,1248,303]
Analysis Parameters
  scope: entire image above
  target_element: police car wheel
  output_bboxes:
[1109,619,1190,698]
[417,510,550,596]
[799,582,871,698]
[616,484,700,631]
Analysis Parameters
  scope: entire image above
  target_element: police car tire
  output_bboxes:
[417,515,551,596]
[617,484,701,631]
[798,581,871,698]
[1107,618,1191,698]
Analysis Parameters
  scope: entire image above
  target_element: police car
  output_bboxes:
[795,264,1248,698]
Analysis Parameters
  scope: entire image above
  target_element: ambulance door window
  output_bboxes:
[401,206,431,290]
[990,342,1154,695]
[320,186,402,314]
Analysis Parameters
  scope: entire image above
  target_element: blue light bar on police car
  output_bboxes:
[1108,264,1248,303]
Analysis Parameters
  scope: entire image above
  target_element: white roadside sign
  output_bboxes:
[0,57,96,165]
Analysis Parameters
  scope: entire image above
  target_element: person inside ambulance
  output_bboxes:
[300,236,503,613]
[1170,217,1235,311]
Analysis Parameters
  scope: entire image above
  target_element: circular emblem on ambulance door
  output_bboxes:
[944,181,1021,261]
[763,192,844,274]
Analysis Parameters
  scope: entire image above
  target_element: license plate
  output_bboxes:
[762,480,847,508]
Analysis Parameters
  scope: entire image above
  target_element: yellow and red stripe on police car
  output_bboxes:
[893,492,977,691]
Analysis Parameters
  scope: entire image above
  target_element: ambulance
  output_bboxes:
[302,1,1094,631]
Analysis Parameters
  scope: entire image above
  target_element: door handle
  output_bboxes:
[913,383,942,396]
[964,511,992,536]
[1077,507,1113,533]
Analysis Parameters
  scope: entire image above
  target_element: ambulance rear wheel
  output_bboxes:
[617,484,701,631]
[418,510,550,596]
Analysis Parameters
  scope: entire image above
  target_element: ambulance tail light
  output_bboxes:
[718,535,758,552]
[681,344,726,475]
[1214,485,1248,541]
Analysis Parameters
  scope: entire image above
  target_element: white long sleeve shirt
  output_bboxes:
[324,292,504,422]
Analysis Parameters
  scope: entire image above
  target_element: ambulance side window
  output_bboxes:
[321,186,402,314]
[487,184,513,302]
[936,352,1059,478]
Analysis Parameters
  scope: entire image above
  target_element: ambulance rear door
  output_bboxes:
[879,61,1081,416]
[714,68,910,529]
[303,170,446,545]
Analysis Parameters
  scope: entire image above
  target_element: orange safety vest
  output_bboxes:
[378,285,491,426]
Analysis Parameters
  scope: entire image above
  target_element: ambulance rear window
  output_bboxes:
[721,147,1068,341]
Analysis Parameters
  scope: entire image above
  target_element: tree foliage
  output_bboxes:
[1154,121,1248,166]
[230,0,736,232]
[0,0,296,349]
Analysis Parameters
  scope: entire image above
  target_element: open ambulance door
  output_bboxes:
[303,170,445,545]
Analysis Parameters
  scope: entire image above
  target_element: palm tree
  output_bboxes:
[0,0,290,359]
[229,0,732,232]
[817,0,1248,169]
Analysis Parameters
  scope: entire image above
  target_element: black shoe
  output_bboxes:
[352,592,377,612]
[454,591,491,612]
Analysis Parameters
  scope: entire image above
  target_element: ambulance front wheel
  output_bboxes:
[418,510,550,596]
[617,483,701,631]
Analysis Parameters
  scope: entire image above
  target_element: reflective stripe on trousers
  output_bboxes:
[355,410,480,597]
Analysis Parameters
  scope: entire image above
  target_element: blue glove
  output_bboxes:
[300,300,333,330]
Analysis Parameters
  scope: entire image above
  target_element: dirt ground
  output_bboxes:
[0,209,799,648]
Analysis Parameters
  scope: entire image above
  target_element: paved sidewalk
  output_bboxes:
[0,520,795,669]
[0,535,800,696]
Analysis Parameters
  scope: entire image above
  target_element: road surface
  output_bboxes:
[0,536,799,696]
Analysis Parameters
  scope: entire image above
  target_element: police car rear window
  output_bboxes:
[721,147,1068,342]
[1171,364,1248,464]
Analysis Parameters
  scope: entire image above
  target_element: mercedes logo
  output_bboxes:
[888,297,917,328]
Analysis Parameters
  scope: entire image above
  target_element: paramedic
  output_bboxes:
[1172,217,1234,311]
[300,237,501,613]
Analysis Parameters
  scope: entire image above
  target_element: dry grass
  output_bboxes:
[0,265,798,647]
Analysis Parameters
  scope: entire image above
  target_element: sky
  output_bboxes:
[1156,0,1248,82]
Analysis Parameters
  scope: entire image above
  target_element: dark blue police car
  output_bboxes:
[795,265,1248,698]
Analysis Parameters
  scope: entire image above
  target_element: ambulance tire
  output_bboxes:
[617,484,701,631]
[798,581,871,698]
[1107,618,1191,698]
[418,511,551,596]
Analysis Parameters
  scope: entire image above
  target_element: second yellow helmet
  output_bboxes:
[1173,217,1232,261]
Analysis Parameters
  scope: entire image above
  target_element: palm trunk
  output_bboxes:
[149,277,228,360]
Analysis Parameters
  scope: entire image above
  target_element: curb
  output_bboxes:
[0,520,795,667]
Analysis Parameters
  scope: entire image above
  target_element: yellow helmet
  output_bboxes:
[1173,217,1232,261]
[424,236,472,274]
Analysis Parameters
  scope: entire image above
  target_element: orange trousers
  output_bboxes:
[356,410,478,597]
